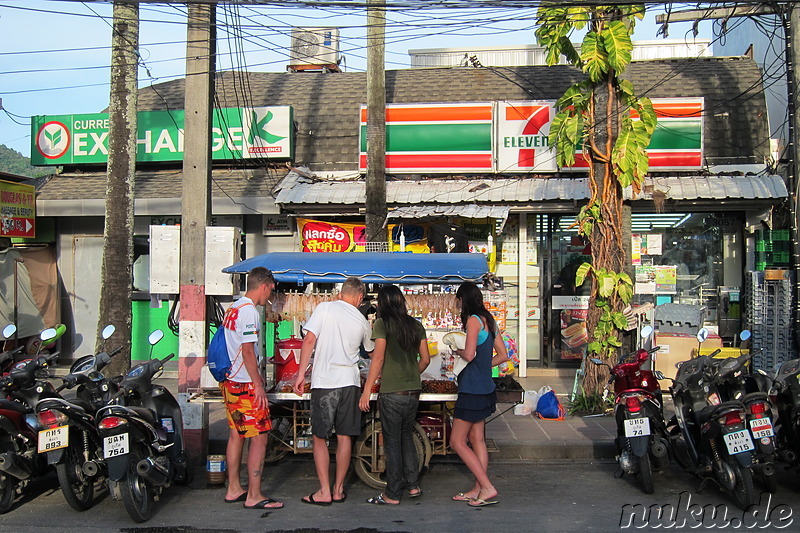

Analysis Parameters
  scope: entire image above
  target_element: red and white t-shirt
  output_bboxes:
[222,296,260,383]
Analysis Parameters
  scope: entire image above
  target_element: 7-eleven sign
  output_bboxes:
[496,101,556,172]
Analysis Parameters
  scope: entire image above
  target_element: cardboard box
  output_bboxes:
[653,332,723,387]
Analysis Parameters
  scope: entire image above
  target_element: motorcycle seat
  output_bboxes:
[127,406,158,425]
[0,398,28,414]
[743,391,769,404]
[37,397,93,414]
[696,401,743,423]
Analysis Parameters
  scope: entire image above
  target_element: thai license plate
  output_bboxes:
[103,433,129,459]
[750,417,774,439]
[724,429,755,455]
[624,417,651,437]
[38,425,68,453]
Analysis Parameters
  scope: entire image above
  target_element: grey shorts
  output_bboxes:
[310,386,362,438]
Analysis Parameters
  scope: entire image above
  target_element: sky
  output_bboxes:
[0,1,715,158]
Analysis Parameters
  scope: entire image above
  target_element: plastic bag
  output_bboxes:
[514,389,539,416]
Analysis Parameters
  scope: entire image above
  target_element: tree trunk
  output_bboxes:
[97,1,138,376]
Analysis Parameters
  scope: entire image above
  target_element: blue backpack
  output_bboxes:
[535,389,566,420]
[207,326,230,382]
[207,302,252,382]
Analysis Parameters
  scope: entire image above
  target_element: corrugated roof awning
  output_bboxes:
[274,172,788,209]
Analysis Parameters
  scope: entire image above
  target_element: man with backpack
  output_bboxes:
[221,267,284,509]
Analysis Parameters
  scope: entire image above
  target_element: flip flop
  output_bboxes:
[468,498,499,508]
[301,493,332,506]
[332,493,347,503]
[224,492,247,503]
[366,493,398,505]
[244,497,284,509]
[452,493,474,502]
[408,488,422,498]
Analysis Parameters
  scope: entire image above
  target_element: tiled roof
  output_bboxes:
[137,57,771,171]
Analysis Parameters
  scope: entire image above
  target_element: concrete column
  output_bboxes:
[518,213,528,377]
[179,2,215,464]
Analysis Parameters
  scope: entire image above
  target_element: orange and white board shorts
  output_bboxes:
[221,381,272,438]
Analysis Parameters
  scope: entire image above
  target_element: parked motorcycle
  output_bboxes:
[591,325,669,494]
[35,325,121,511]
[0,326,64,513]
[705,331,777,492]
[765,355,800,484]
[664,327,757,510]
[96,330,192,522]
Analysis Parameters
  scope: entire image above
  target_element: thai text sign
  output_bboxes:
[298,218,367,253]
[0,180,35,238]
[31,106,293,166]
[359,99,702,173]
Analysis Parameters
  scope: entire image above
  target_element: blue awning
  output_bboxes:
[223,252,488,285]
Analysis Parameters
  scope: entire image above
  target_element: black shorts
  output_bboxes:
[310,386,362,438]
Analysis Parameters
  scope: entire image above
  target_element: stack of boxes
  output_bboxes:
[755,229,790,271]
[745,270,796,370]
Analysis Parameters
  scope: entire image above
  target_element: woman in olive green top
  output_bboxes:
[359,285,431,505]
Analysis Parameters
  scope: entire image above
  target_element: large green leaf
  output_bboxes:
[602,20,633,73]
[575,262,592,287]
[580,32,608,82]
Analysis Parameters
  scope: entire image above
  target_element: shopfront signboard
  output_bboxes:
[297,218,367,253]
[0,180,35,238]
[359,98,703,174]
[31,106,293,166]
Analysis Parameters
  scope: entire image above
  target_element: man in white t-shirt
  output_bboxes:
[221,267,284,510]
[294,277,374,505]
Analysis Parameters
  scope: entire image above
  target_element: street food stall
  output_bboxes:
[220,252,523,489]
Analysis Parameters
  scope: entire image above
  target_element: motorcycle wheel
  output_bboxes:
[56,439,95,511]
[120,448,153,523]
[638,453,654,494]
[0,474,15,514]
[727,458,756,510]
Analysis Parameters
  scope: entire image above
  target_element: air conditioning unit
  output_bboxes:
[289,27,340,67]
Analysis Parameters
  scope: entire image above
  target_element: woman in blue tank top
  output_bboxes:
[451,282,508,507]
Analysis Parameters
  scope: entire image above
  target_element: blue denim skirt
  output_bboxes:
[454,391,497,422]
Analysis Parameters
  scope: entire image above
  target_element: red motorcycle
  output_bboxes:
[591,326,669,493]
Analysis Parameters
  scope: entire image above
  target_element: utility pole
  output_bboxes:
[179,2,215,465]
[657,3,800,346]
[365,0,387,244]
[98,0,138,376]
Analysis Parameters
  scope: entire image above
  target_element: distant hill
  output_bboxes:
[0,144,48,178]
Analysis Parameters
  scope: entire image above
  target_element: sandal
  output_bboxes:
[452,492,474,502]
[408,487,423,498]
[366,493,398,505]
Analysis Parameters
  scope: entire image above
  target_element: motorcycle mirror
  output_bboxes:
[696,328,709,343]
[2,324,16,339]
[640,325,654,338]
[739,330,751,342]
[39,327,58,344]
[101,325,116,340]
[589,358,604,365]
[148,330,164,346]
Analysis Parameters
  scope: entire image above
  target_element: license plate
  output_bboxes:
[38,425,68,453]
[750,417,774,439]
[724,429,755,455]
[624,417,651,437]
[103,433,129,459]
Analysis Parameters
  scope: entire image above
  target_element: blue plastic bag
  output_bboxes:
[535,390,566,420]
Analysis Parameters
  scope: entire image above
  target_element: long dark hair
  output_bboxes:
[456,282,496,338]
[376,285,420,352]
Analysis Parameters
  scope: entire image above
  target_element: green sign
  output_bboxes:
[31,106,293,166]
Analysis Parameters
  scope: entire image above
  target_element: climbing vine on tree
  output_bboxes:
[536,4,656,397]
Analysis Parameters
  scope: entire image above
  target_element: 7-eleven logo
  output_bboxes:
[503,104,552,168]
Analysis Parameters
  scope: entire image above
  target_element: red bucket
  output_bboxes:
[272,336,302,383]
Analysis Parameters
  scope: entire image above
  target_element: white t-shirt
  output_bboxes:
[303,300,374,389]
[223,296,261,383]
